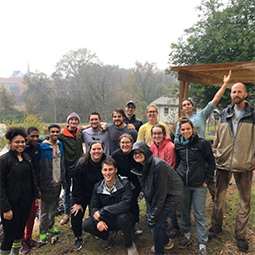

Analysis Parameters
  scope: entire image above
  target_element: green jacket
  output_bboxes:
[59,126,84,172]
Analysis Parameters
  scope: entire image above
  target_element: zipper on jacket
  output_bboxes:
[185,145,190,186]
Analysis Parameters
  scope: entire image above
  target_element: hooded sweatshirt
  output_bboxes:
[131,141,184,227]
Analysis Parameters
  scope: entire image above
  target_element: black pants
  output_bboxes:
[131,186,141,223]
[1,206,31,251]
[71,200,89,238]
[82,212,134,248]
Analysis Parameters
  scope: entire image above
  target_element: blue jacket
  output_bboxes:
[39,140,65,191]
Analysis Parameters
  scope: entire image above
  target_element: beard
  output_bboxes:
[232,96,245,105]
[114,120,123,127]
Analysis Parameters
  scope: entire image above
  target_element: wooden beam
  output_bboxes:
[178,69,224,87]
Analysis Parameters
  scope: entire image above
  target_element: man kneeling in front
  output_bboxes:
[82,157,139,255]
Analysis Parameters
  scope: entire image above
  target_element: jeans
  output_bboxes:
[82,212,134,248]
[211,169,253,239]
[181,185,208,244]
[63,171,73,215]
[150,210,175,255]
[40,185,61,234]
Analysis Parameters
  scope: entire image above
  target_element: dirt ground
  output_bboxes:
[1,174,254,254]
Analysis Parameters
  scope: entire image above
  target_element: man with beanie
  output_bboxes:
[59,112,84,226]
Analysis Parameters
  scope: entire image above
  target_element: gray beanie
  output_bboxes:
[66,112,80,124]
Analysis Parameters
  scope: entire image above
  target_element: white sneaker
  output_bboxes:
[127,242,139,255]
[199,244,207,255]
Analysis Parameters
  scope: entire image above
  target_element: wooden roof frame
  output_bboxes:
[171,61,255,116]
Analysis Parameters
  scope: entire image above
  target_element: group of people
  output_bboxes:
[1,70,255,255]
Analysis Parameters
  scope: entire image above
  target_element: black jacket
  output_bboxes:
[0,150,40,213]
[111,149,141,190]
[175,134,215,187]
[90,175,132,222]
[125,114,143,131]
[131,141,185,227]
[72,154,106,205]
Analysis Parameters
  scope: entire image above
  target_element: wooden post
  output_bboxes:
[178,80,189,117]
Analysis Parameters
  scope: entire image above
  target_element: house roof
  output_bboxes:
[171,61,255,88]
[151,96,178,106]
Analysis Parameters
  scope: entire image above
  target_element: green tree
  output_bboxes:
[168,0,255,108]
[0,86,24,121]
[23,71,55,122]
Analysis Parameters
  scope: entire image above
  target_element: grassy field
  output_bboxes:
[27,181,255,255]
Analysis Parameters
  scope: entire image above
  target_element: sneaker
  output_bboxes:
[199,247,208,255]
[40,233,48,245]
[127,242,139,255]
[151,239,174,252]
[236,238,249,252]
[178,236,191,249]
[101,240,111,250]
[199,244,207,255]
[60,214,70,225]
[19,242,30,254]
[26,238,42,250]
[47,228,62,235]
[133,222,143,235]
[73,238,83,251]
[164,239,174,250]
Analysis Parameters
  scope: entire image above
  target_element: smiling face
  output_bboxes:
[152,126,164,144]
[146,106,158,122]
[89,114,101,130]
[101,163,117,185]
[10,135,26,154]
[120,136,133,154]
[133,149,146,165]
[180,122,193,140]
[27,131,39,146]
[68,117,79,129]
[112,111,125,128]
[125,104,136,117]
[48,127,60,143]
[181,100,194,116]
[231,83,248,107]
[90,142,104,162]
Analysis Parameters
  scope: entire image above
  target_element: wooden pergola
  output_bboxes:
[170,61,255,116]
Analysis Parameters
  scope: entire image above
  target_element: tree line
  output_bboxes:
[1,0,254,123]
[22,53,177,123]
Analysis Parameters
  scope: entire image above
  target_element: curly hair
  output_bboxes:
[5,127,27,141]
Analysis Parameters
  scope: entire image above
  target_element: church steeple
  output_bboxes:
[26,62,31,76]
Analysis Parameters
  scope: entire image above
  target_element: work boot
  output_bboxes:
[236,238,249,252]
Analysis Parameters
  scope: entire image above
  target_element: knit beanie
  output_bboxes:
[67,112,80,124]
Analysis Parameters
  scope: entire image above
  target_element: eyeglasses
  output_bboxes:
[152,132,163,136]
[51,131,60,133]
[126,106,135,109]
[133,151,143,156]
[147,111,157,114]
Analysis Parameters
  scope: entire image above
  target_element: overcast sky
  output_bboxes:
[0,0,202,78]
